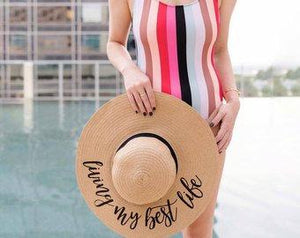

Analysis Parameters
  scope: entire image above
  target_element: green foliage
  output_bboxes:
[285,67,300,80]
[256,66,274,80]
[235,66,300,97]
[242,78,259,97]
[273,78,288,96]
[260,78,288,96]
[262,85,272,97]
[291,83,300,96]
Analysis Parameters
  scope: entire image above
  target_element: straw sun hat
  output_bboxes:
[76,91,219,238]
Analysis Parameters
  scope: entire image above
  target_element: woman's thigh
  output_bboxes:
[181,124,226,238]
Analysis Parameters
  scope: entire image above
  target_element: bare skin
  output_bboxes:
[106,0,156,116]
[107,0,239,236]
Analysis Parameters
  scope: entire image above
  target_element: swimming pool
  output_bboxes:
[0,97,299,237]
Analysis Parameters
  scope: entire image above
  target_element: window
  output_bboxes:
[81,3,102,23]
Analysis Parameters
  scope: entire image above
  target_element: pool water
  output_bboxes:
[0,97,299,238]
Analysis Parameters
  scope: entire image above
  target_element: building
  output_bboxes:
[0,0,136,100]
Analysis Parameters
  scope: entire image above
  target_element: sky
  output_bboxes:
[228,0,300,69]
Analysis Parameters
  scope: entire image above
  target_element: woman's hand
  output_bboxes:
[122,65,156,116]
[207,98,240,153]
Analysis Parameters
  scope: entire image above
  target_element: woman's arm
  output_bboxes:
[106,0,134,74]
[106,0,156,116]
[214,0,239,102]
[208,0,240,153]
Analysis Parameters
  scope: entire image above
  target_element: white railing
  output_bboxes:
[0,60,127,102]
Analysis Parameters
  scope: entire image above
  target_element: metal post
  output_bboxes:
[58,63,64,101]
[77,0,82,98]
[95,63,99,101]
[4,0,10,98]
[6,64,11,98]
[241,64,244,97]
[0,4,4,98]
[71,0,76,98]
[33,0,38,98]
[24,61,34,99]
[4,0,9,61]
[116,70,121,95]
[27,0,32,60]
[33,0,38,61]
[0,2,4,61]
[24,98,33,133]
[0,65,4,98]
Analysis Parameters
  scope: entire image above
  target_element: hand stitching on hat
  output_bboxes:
[83,161,114,208]
[176,175,203,209]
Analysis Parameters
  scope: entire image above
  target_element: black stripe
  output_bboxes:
[176,6,192,106]
[116,132,178,173]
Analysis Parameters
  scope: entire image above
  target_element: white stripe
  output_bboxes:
[193,4,209,119]
[132,0,146,73]
[185,5,202,115]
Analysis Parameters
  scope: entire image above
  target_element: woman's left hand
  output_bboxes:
[207,98,240,153]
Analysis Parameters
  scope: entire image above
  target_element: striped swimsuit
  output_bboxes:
[131,0,224,119]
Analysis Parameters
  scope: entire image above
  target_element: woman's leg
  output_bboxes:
[181,125,226,238]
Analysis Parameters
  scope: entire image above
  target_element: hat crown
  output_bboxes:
[76,92,219,237]
[112,136,176,205]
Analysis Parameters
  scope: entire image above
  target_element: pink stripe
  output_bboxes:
[206,0,221,106]
[212,0,224,101]
[147,0,161,92]
[166,6,181,99]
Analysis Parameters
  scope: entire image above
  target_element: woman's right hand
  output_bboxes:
[122,65,156,116]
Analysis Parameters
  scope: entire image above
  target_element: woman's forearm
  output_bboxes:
[214,48,239,102]
[106,41,138,76]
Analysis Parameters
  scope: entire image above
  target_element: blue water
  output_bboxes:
[0,97,299,237]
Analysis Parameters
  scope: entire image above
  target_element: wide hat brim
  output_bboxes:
[76,91,219,238]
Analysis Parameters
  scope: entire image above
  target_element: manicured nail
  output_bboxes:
[135,110,138,114]
[209,122,214,127]
[143,112,147,116]
[153,107,156,111]
[149,111,153,116]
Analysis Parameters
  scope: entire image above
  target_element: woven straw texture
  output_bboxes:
[76,91,219,238]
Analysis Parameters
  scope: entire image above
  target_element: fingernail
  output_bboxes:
[149,111,153,116]
[143,112,147,116]
[153,107,156,111]
[135,110,138,114]
[209,122,214,127]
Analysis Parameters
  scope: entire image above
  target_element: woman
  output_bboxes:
[106,0,240,237]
